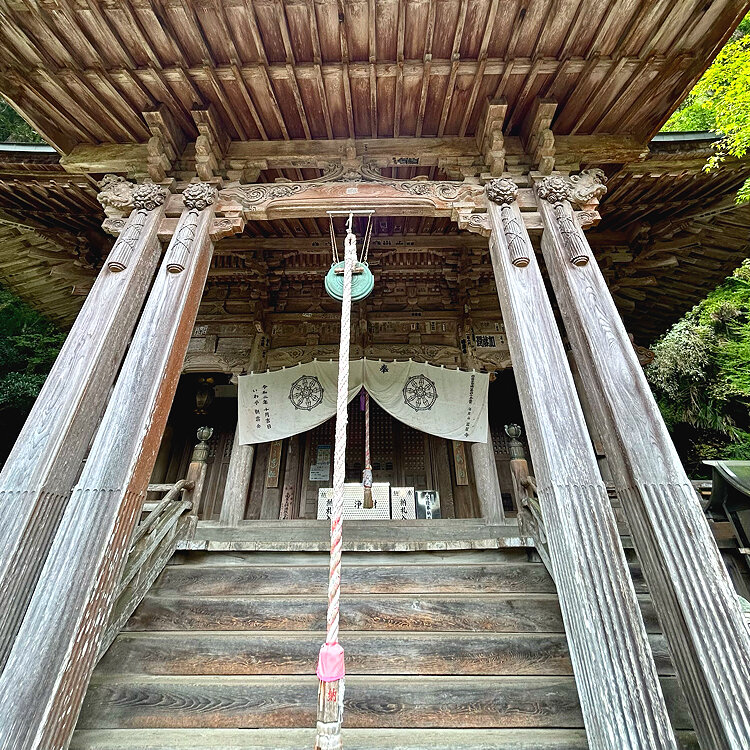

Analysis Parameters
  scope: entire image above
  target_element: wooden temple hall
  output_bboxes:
[4,2,750,750]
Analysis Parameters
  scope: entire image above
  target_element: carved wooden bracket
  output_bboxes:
[210,215,245,241]
[193,107,229,182]
[476,99,507,177]
[97,174,135,221]
[456,209,491,237]
[536,170,608,265]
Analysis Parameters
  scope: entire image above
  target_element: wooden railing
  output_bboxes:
[510,459,553,576]
[97,479,195,658]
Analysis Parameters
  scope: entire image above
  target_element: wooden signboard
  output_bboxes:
[279,484,296,520]
[452,441,469,485]
[266,440,283,488]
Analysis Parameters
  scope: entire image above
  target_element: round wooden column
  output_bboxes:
[471,420,505,525]
[486,178,677,750]
[537,172,750,750]
[0,181,168,669]
[0,183,217,750]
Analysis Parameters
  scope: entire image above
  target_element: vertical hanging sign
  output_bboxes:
[266,440,283,488]
[452,441,469,485]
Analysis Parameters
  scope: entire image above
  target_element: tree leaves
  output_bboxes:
[662,14,750,203]
[0,288,64,435]
[0,100,43,143]
[647,261,750,473]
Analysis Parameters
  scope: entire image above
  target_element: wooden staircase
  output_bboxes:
[71,548,695,749]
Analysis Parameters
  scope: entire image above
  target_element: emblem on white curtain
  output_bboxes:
[403,374,438,411]
[289,375,324,410]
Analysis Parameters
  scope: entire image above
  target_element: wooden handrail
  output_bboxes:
[98,479,196,658]
[510,457,552,576]
[130,479,194,548]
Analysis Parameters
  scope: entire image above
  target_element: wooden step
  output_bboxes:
[76,675,691,731]
[66,727,699,750]
[168,549,541,566]
[127,593,660,633]
[180,521,532,552]
[153,561,559,596]
[98,631,674,677]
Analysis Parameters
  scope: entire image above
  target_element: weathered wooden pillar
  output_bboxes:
[486,178,677,750]
[0,181,168,668]
[219,429,254,525]
[471,421,505,524]
[537,172,750,750]
[0,182,218,750]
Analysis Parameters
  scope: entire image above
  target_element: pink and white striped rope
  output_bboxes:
[364,391,371,480]
[324,221,356,648]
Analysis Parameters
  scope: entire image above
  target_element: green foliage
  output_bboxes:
[647,261,750,475]
[662,15,750,202]
[0,99,43,143]
[0,287,65,459]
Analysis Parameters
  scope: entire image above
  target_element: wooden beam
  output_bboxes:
[0,183,167,668]
[537,176,750,750]
[56,135,653,176]
[0,186,217,749]
[60,143,149,175]
[486,178,678,750]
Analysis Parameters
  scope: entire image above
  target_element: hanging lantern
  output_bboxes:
[195,376,215,414]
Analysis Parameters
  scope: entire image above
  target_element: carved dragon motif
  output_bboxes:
[97,174,135,216]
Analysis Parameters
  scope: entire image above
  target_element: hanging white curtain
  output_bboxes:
[237,360,363,446]
[238,359,489,445]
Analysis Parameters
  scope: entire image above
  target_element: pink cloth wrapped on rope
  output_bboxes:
[317,642,345,682]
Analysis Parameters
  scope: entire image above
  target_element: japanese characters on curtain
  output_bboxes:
[238,359,489,445]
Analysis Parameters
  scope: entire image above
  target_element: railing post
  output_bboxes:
[485,178,677,750]
[537,171,750,750]
[186,426,213,522]
[0,180,168,668]
[0,182,218,750]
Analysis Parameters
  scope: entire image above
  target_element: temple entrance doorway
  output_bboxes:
[150,372,529,526]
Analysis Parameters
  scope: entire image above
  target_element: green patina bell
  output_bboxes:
[324,261,375,301]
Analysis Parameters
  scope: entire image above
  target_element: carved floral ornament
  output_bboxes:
[219,168,485,219]
[535,171,607,267]
[486,178,518,206]
[182,181,218,211]
[104,183,169,272]
[132,182,168,211]
[161,182,218,275]
[485,178,530,268]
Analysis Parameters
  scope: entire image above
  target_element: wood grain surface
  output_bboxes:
[487,194,677,749]
[69,727,701,750]
[0,196,216,750]
[539,190,750,750]
[76,674,691,731]
[98,631,674,678]
[0,199,165,668]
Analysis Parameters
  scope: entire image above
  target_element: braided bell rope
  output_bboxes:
[325,220,356,646]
